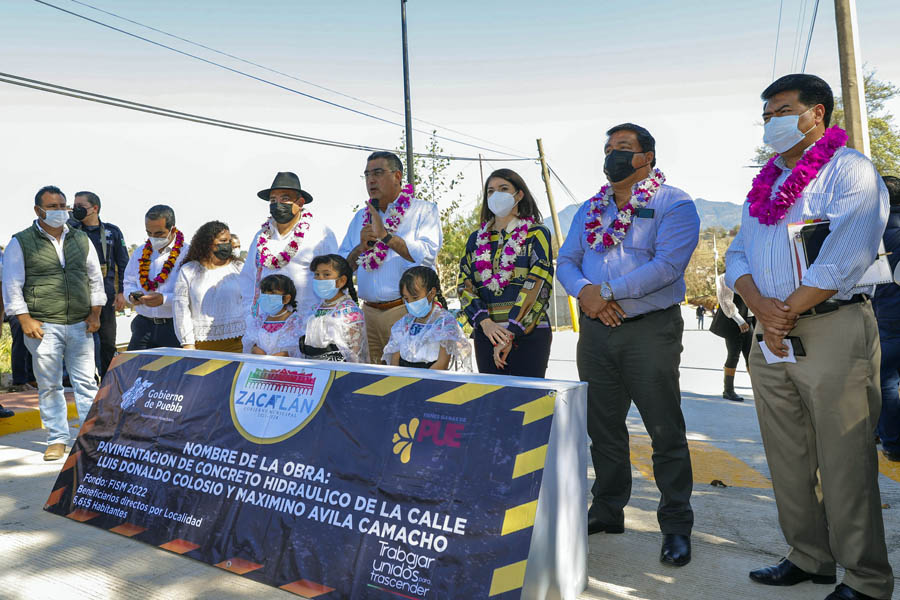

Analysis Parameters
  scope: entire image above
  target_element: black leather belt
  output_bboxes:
[583,304,675,324]
[138,315,172,325]
[800,293,867,317]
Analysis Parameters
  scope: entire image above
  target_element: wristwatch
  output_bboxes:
[600,281,614,301]
[381,233,394,244]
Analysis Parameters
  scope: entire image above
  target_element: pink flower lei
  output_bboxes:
[474,216,535,293]
[585,168,665,251]
[256,211,311,269]
[358,183,414,272]
[747,126,848,225]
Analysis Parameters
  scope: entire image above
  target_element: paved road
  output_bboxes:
[1,307,898,599]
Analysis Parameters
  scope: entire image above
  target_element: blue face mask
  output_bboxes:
[258,293,285,316]
[405,296,433,318]
[313,278,339,300]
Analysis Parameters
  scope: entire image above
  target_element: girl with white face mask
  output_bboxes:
[299,254,368,363]
[382,266,471,370]
[242,274,304,357]
[457,169,555,378]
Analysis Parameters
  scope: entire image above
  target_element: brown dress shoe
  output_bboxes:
[43,443,66,461]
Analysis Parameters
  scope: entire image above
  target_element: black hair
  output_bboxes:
[183,220,231,265]
[366,151,404,175]
[884,175,900,207]
[34,185,65,206]
[230,233,240,242]
[605,123,657,167]
[260,274,298,310]
[310,254,358,302]
[399,266,446,309]
[75,191,101,210]
[481,169,544,223]
[761,73,834,127]
[145,204,176,229]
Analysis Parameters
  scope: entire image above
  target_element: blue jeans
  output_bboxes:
[878,320,900,453]
[23,321,98,445]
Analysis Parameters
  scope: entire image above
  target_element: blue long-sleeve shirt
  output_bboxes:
[557,184,700,317]
[726,147,888,301]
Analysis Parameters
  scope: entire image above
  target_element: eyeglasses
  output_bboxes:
[362,168,398,179]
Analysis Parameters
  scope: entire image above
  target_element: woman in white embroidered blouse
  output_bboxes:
[174,221,246,352]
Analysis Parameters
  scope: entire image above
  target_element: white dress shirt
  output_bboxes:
[239,216,339,325]
[338,197,442,302]
[2,221,106,316]
[716,273,747,327]
[726,147,888,301]
[173,260,246,345]
[123,239,190,320]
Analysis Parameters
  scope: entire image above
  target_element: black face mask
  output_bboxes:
[72,206,89,221]
[269,202,296,224]
[212,242,234,260]
[604,150,642,183]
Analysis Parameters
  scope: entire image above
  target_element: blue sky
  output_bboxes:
[2,0,900,247]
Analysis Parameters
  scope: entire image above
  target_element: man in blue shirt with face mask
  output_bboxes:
[558,123,700,568]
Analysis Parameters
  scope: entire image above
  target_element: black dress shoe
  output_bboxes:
[722,390,745,402]
[660,533,691,566]
[883,448,900,462]
[749,558,836,586]
[587,514,624,535]
[0,404,13,418]
[825,583,879,599]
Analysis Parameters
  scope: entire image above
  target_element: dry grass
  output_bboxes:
[0,323,11,377]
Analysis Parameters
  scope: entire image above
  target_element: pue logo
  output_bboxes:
[392,416,465,463]
[230,363,333,444]
[121,377,154,410]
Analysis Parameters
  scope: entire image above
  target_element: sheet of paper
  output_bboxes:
[758,338,797,364]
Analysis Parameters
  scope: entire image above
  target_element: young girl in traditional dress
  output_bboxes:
[242,274,304,357]
[383,266,471,370]
[299,254,368,363]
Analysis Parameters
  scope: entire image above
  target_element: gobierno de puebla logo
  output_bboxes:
[392,416,465,463]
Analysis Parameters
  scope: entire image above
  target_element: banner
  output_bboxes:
[45,351,565,599]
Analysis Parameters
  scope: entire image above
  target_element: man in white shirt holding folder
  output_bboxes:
[726,74,892,600]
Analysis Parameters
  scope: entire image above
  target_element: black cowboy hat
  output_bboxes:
[257,171,313,203]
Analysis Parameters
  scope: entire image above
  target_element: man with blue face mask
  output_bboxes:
[2,185,106,461]
[727,74,892,600]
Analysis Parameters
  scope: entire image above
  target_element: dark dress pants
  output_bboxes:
[577,305,694,535]
[8,315,35,384]
[127,315,181,351]
[95,301,117,377]
[473,326,552,378]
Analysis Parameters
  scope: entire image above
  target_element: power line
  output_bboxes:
[31,0,530,159]
[791,0,809,72]
[772,0,784,80]
[0,71,534,162]
[546,164,583,207]
[65,0,527,157]
[800,0,820,73]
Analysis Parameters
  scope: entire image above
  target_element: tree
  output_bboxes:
[752,70,900,175]
[685,227,736,304]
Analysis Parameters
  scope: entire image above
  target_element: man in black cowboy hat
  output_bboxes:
[239,172,338,340]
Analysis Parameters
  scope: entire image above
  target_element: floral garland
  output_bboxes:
[256,211,311,269]
[358,184,414,271]
[139,228,184,291]
[747,126,848,225]
[474,216,535,293]
[585,168,665,251]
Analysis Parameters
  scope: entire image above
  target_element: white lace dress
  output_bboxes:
[383,306,472,371]
[301,295,369,363]
[242,310,305,357]
[173,261,246,345]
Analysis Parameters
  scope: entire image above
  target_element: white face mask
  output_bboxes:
[488,191,517,218]
[149,234,172,252]
[763,107,816,153]
[41,209,69,228]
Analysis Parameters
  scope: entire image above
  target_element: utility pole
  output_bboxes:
[834,0,870,155]
[537,138,579,333]
[478,153,485,193]
[400,0,415,184]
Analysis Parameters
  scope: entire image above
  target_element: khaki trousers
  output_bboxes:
[362,303,407,364]
[749,301,893,599]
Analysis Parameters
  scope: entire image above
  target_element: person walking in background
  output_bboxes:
[173,221,245,352]
[339,152,441,364]
[123,205,188,350]
[457,169,554,378]
[873,174,900,462]
[710,273,753,402]
[2,185,106,460]
[558,122,700,567]
[383,266,470,370]
[243,274,304,357]
[68,190,129,378]
[299,254,368,363]
[695,304,705,329]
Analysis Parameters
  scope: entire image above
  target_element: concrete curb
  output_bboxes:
[0,401,77,437]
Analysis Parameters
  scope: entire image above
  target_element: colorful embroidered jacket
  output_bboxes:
[457,222,554,337]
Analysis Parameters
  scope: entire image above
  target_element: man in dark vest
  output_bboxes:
[1,185,106,461]
[69,191,129,378]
